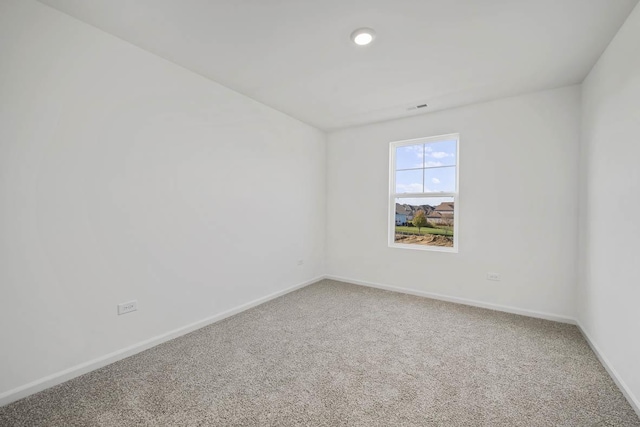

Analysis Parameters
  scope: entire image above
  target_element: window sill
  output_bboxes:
[388,242,458,253]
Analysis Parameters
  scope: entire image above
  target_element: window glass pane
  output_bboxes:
[423,166,456,193]
[424,139,457,167]
[395,169,423,193]
[395,144,423,170]
[394,197,454,247]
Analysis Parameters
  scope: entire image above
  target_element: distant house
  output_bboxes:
[427,210,443,223]
[431,202,454,224]
[395,203,446,226]
[419,205,434,214]
[434,202,454,214]
[395,204,412,225]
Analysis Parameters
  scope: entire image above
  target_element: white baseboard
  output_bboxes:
[576,322,640,418]
[324,274,576,324]
[0,275,323,407]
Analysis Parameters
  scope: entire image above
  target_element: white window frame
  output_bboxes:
[389,133,460,253]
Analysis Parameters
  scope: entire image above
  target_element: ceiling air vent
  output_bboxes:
[407,103,428,111]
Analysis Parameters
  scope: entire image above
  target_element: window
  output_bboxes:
[389,134,459,252]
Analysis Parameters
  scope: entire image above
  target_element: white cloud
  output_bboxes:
[432,178,440,184]
[430,151,451,159]
[396,182,423,193]
[425,161,444,167]
[400,144,424,158]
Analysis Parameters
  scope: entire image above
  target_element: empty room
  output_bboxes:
[1,0,639,425]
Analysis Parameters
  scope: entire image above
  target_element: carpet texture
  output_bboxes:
[1,279,638,426]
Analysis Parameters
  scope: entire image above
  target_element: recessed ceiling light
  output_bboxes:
[351,28,376,46]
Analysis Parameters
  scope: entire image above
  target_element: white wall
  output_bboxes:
[0,0,325,399]
[579,2,640,411]
[327,86,581,319]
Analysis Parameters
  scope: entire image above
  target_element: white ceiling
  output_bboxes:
[38,0,638,131]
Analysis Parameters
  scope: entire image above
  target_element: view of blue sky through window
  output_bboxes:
[395,139,457,204]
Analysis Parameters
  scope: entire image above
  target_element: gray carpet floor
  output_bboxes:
[1,279,638,426]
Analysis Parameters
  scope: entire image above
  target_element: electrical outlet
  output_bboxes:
[486,272,501,281]
[297,260,304,266]
[117,300,137,315]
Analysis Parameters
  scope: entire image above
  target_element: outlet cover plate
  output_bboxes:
[118,300,137,315]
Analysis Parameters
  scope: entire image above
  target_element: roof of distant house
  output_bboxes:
[395,204,411,215]
[434,202,454,212]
